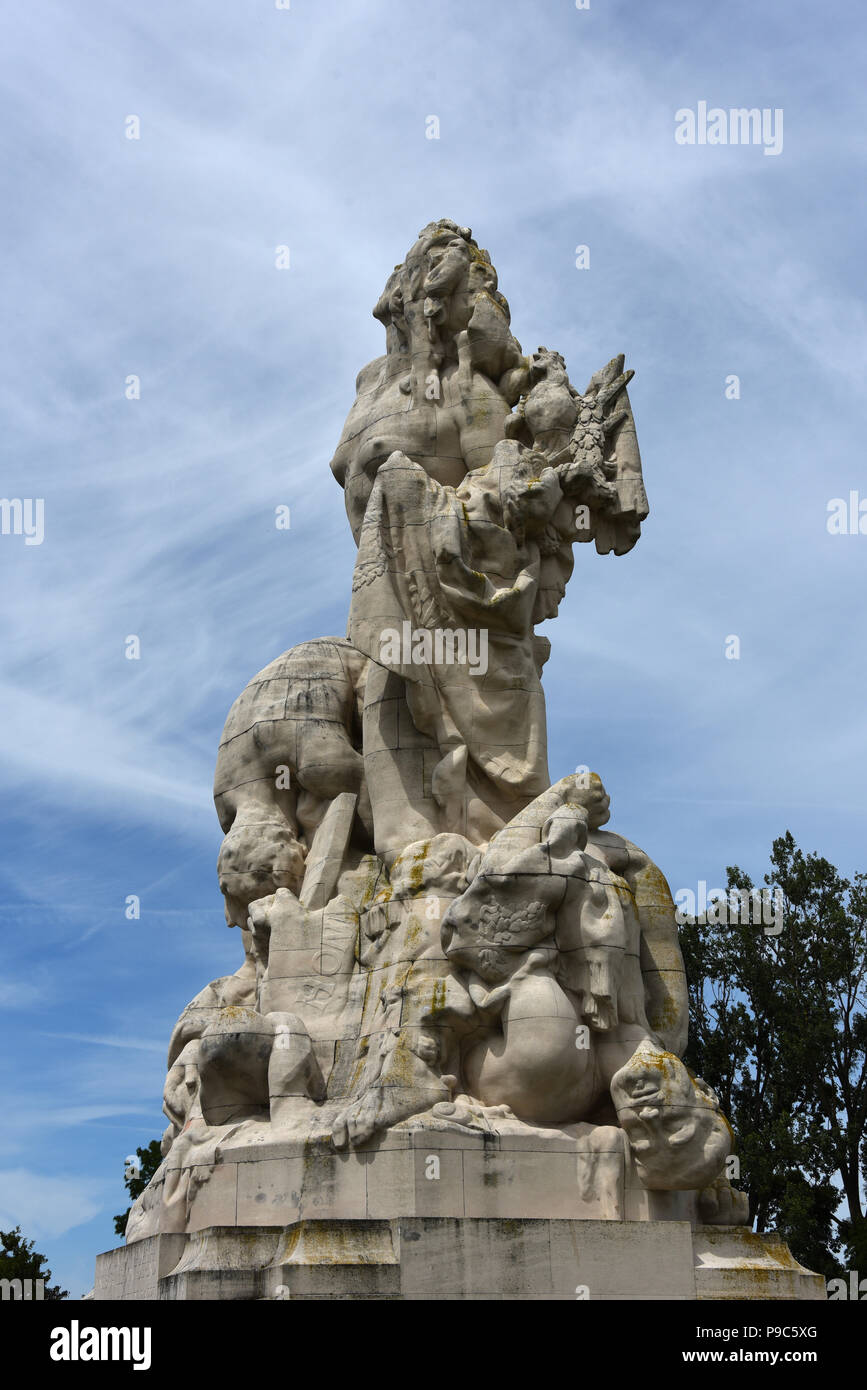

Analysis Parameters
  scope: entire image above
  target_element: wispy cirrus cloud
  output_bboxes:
[41,1033,165,1054]
[0,1169,111,1241]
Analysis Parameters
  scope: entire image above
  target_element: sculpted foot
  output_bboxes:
[698,1174,750,1226]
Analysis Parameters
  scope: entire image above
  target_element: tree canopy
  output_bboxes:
[0,1227,68,1299]
[113,1139,164,1237]
[681,831,866,1277]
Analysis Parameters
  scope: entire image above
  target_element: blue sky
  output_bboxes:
[1,0,865,1296]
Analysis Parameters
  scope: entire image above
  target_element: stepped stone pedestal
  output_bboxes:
[95,1131,824,1301]
[95,1220,824,1302]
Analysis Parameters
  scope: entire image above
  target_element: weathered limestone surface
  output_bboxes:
[95,1220,825,1301]
[97,220,821,1300]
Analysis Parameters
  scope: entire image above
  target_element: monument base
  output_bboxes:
[95,1219,825,1301]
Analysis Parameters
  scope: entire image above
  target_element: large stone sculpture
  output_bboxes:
[98,220,823,1301]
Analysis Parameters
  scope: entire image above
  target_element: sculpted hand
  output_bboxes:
[502,458,563,540]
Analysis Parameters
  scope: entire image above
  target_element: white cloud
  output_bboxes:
[0,1169,109,1240]
[41,1033,165,1054]
[0,980,51,1011]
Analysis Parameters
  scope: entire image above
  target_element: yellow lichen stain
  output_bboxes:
[637,862,672,899]
[360,859,386,908]
[376,1038,416,1089]
[348,1049,369,1094]
[408,843,429,894]
[218,1005,251,1024]
[403,913,423,954]
[647,1049,676,1071]
[429,979,447,1014]
[648,993,681,1034]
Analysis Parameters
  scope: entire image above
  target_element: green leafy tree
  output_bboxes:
[0,1227,68,1299]
[681,832,867,1277]
[113,1139,164,1237]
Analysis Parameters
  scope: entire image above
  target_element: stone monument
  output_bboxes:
[95,219,823,1300]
